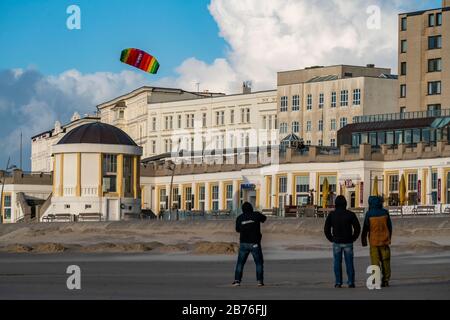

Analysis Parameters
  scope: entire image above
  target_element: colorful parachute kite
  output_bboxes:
[120,48,160,74]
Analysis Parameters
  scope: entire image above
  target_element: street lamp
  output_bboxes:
[0,157,17,223]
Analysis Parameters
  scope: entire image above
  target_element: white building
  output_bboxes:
[40,122,142,222]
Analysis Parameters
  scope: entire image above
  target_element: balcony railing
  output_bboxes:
[353,109,450,124]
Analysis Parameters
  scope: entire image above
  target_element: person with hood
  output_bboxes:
[324,195,361,288]
[232,202,267,287]
[361,196,392,287]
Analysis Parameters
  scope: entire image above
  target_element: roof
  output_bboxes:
[281,133,301,142]
[57,122,137,146]
[96,86,225,109]
[338,117,436,135]
[31,116,100,140]
[399,6,449,16]
[306,75,339,83]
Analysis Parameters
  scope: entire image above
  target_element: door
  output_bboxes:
[350,192,356,208]
[107,199,119,221]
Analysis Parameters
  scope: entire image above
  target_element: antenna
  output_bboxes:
[20,131,22,170]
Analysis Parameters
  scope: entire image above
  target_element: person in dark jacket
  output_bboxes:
[233,202,267,287]
[361,196,392,287]
[324,195,361,288]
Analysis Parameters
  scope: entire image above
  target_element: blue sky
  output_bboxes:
[0,0,444,170]
[0,0,226,78]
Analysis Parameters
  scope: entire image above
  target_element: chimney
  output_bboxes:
[242,81,252,94]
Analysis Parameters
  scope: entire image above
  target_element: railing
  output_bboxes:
[353,108,450,124]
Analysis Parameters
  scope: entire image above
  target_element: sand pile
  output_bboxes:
[193,241,239,255]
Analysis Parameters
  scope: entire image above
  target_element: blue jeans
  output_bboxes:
[234,243,264,282]
[333,243,355,286]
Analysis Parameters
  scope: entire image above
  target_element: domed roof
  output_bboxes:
[57,122,137,146]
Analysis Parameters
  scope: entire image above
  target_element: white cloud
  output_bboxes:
[167,0,426,93]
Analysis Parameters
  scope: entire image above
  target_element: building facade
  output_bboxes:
[277,65,398,147]
[140,142,450,214]
[0,170,52,223]
[398,0,450,112]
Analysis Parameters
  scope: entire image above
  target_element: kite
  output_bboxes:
[120,48,160,74]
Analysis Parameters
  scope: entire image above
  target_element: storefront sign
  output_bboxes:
[360,181,364,205]
[417,180,421,204]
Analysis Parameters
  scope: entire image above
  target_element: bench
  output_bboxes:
[387,206,402,216]
[261,208,277,217]
[350,207,366,218]
[284,205,298,217]
[412,205,435,215]
[78,213,103,222]
[316,208,333,218]
[42,214,55,222]
[53,214,73,222]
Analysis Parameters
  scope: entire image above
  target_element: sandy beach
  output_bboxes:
[0,217,449,299]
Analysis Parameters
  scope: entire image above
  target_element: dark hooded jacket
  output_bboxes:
[236,202,267,244]
[361,196,392,247]
[324,196,361,244]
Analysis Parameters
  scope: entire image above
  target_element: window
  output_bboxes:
[428,58,442,72]
[280,122,288,134]
[159,188,167,211]
[215,111,225,125]
[330,138,336,147]
[331,92,337,108]
[226,184,233,210]
[306,140,311,146]
[151,140,156,154]
[292,95,300,111]
[431,172,438,204]
[400,62,407,76]
[427,104,441,116]
[437,13,442,26]
[401,40,407,53]
[280,96,288,112]
[202,113,207,127]
[118,110,124,119]
[230,110,234,124]
[274,115,278,129]
[401,17,407,31]
[353,89,361,105]
[330,119,336,131]
[400,84,407,98]
[339,117,347,128]
[318,120,323,131]
[211,185,219,211]
[164,116,170,130]
[241,109,245,123]
[186,114,194,128]
[185,187,193,210]
[296,176,309,193]
[307,94,312,110]
[152,117,156,131]
[246,108,250,123]
[318,93,324,109]
[268,115,273,129]
[428,35,442,49]
[2,194,11,220]
[123,156,133,197]
[340,90,348,106]
[292,121,300,133]
[102,154,117,193]
[198,185,206,211]
[428,81,441,95]
[262,116,267,129]
[400,107,406,114]
[389,175,399,192]
[318,139,323,146]
[319,176,337,204]
[279,176,287,193]
[408,173,418,192]
[428,13,435,27]
[306,121,312,132]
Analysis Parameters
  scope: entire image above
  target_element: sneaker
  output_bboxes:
[348,284,355,288]
[257,281,264,287]
[334,284,342,288]
[232,281,241,287]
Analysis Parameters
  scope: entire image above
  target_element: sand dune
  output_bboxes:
[0,217,449,255]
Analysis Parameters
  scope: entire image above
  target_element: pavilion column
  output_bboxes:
[76,153,81,197]
[117,154,124,197]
